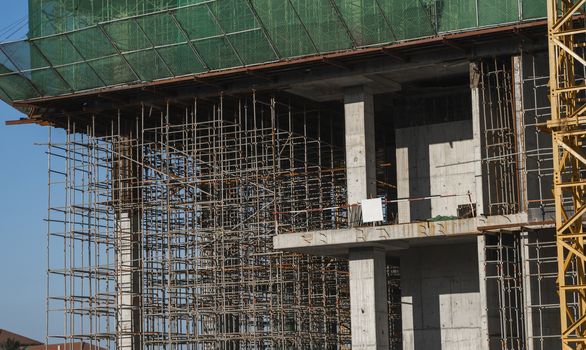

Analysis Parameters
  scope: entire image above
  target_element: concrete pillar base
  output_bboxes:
[349,247,389,350]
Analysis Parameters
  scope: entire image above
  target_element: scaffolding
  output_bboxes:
[479,58,521,215]
[485,232,526,350]
[386,260,402,350]
[520,52,555,220]
[521,229,561,350]
[46,92,351,349]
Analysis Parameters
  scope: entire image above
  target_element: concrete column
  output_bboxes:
[349,247,389,350]
[115,137,141,350]
[477,235,490,350]
[344,87,388,348]
[344,86,376,224]
[513,56,528,213]
[116,212,139,350]
[470,62,487,216]
[520,231,535,350]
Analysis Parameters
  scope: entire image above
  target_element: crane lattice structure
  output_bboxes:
[547,0,586,348]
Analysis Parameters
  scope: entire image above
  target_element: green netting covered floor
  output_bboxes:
[0,0,547,103]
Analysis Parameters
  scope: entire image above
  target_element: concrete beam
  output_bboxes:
[349,247,390,350]
[272,213,555,256]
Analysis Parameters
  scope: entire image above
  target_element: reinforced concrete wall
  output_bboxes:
[400,241,483,350]
[396,120,477,223]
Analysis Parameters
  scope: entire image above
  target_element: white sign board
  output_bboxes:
[361,197,384,223]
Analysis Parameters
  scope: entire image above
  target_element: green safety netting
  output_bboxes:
[0,0,546,103]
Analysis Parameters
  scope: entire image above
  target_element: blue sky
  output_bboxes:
[0,2,48,342]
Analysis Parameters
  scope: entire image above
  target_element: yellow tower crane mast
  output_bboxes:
[547,0,586,348]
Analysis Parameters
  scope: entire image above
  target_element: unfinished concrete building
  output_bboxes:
[3,0,586,349]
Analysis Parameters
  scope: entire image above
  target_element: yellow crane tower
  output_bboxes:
[547,0,586,348]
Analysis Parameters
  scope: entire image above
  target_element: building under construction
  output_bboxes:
[3,0,586,349]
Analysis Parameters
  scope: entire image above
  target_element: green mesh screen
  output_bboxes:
[0,0,546,103]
